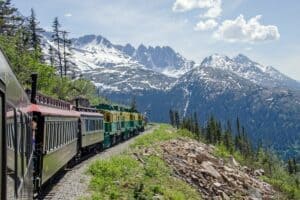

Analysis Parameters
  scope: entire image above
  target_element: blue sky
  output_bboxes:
[13,0,300,80]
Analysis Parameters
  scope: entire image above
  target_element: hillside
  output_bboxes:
[85,124,289,199]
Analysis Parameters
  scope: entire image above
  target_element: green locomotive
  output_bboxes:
[94,103,145,148]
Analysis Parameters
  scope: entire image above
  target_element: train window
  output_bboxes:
[73,121,76,139]
[57,122,60,147]
[66,122,70,143]
[44,123,48,151]
[63,122,66,145]
[47,123,51,151]
[68,122,71,142]
[62,122,65,145]
[47,123,52,151]
[50,123,54,150]
[67,122,70,143]
[70,122,74,140]
[55,122,59,148]
[70,121,73,139]
[60,122,62,146]
[74,121,77,139]
[59,122,63,147]
[85,120,88,133]
[48,123,51,150]
[66,122,69,144]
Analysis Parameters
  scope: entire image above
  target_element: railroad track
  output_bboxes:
[41,124,157,200]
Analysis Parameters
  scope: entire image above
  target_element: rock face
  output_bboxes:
[161,138,276,200]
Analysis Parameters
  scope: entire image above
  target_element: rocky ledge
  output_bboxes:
[160,138,278,200]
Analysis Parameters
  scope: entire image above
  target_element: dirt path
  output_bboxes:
[42,125,157,200]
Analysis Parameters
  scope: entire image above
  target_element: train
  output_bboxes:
[0,49,146,199]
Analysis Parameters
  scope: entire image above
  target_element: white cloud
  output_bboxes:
[194,19,218,31]
[173,0,222,18]
[64,13,72,17]
[213,15,280,43]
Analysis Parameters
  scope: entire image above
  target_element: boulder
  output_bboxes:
[228,156,239,167]
[200,161,222,179]
[254,169,265,177]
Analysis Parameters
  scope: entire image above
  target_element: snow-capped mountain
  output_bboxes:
[201,53,300,90]
[41,33,176,92]
[41,33,300,158]
[115,44,195,77]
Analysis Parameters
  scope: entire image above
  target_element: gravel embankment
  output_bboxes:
[43,125,157,200]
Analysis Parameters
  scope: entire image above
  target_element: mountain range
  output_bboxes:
[41,33,300,158]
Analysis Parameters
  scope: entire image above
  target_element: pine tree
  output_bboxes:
[293,157,297,173]
[236,116,241,135]
[223,120,234,152]
[193,112,200,138]
[0,0,22,35]
[130,96,137,112]
[288,159,294,174]
[52,17,63,77]
[61,30,72,76]
[169,109,175,127]
[216,121,222,143]
[28,8,43,61]
[49,45,55,67]
[174,111,180,129]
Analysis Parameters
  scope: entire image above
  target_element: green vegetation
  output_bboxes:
[172,110,300,199]
[88,124,201,200]
[0,1,107,103]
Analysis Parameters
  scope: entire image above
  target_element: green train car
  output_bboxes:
[94,104,145,148]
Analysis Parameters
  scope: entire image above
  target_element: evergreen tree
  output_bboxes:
[293,158,297,173]
[28,8,43,61]
[224,120,234,152]
[193,112,200,138]
[49,45,55,67]
[0,0,22,35]
[288,159,294,174]
[205,120,211,143]
[130,96,137,112]
[52,17,63,77]
[169,109,175,127]
[174,111,180,129]
[236,116,241,135]
[216,121,222,143]
[61,30,72,76]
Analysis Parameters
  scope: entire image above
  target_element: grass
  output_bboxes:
[87,124,300,199]
[86,124,201,200]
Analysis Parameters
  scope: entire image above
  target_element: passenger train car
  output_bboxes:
[0,48,146,199]
[0,50,34,199]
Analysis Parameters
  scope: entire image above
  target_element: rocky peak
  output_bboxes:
[200,54,236,71]
[233,54,252,64]
[72,34,112,48]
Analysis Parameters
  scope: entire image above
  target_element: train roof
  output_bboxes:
[29,104,80,117]
[79,111,103,117]
[95,103,137,113]
[76,106,103,117]
[0,49,30,108]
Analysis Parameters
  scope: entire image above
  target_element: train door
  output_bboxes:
[0,80,6,199]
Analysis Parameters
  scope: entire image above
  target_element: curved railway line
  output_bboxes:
[42,125,156,200]
[0,49,148,200]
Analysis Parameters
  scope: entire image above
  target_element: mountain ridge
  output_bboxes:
[41,32,300,158]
